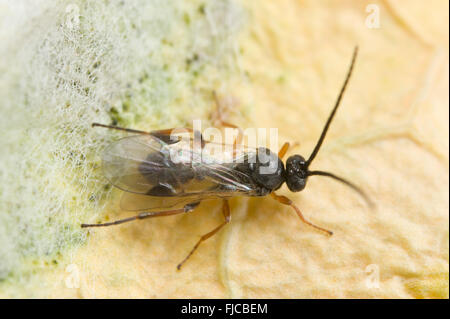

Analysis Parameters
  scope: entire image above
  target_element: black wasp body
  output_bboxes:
[82,47,371,270]
[232,147,285,196]
[139,145,286,198]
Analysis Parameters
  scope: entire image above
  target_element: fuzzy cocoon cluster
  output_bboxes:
[0,0,245,284]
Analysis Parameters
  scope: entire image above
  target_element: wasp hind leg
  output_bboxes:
[177,199,231,270]
[81,202,200,228]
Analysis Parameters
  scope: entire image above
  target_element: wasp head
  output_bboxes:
[285,154,308,192]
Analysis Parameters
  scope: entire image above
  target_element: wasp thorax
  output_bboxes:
[285,154,308,192]
[240,147,285,191]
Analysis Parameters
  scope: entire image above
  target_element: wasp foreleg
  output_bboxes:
[270,193,333,236]
[278,142,290,159]
[278,141,300,159]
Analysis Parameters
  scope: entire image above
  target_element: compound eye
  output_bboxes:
[296,156,307,169]
[287,154,306,167]
[286,175,306,192]
[285,155,308,192]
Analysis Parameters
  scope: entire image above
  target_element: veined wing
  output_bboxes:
[119,192,205,211]
[102,134,261,210]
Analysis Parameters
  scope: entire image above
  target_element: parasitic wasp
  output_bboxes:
[82,47,372,270]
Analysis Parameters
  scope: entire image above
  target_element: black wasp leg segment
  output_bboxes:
[270,193,333,236]
[81,202,200,228]
[177,199,231,270]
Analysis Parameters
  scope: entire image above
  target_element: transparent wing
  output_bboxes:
[119,192,205,211]
[102,133,263,211]
[102,134,167,194]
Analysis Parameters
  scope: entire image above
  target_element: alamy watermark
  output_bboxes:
[365,264,380,289]
[365,4,381,29]
[164,120,282,175]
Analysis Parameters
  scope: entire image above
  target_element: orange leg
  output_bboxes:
[93,122,198,136]
[278,142,290,159]
[211,91,243,146]
[177,199,231,270]
[271,193,333,236]
[221,121,243,147]
[151,128,205,148]
[278,141,301,159]
[92,122,154,135]
[92,123,205,148]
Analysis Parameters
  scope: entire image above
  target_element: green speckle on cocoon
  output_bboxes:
[0,0,246,288]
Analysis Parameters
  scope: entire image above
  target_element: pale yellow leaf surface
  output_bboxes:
[25,0,449,298]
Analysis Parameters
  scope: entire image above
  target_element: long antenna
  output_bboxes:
[308,170,374,208]
[306,46,358,167]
